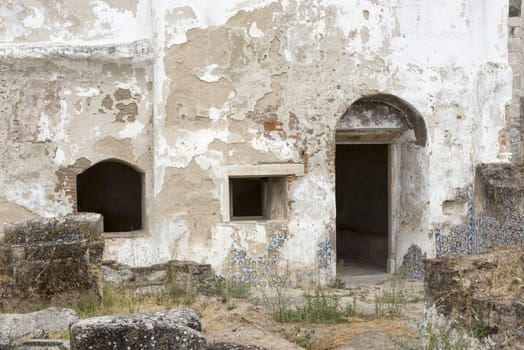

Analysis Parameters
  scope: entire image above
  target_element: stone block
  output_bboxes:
[102,260,216,296]
[513,26,522,38]
[13,258,90,296]
[0,214,104,308]
[16,339,70,350]
[0,308,78,342]
[3,213,103,245]
[69,309,206,350]
[22,241,88,261]
[508,52,522,65]
[0,334,9,350]
[509,37,523,52]
[509,16,522,27]
[207,343,267,350]
[510,0,522,17]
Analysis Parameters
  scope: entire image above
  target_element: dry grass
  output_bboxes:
[484,249,524,298]
[280,318,417,350]
[460,248,524,300]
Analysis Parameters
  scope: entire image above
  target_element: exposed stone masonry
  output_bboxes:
[509,0,524,163]
[425,248,524,348]
[102,260,216,296]
[0,214,104,311]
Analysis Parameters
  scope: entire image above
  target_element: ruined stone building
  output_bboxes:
[0,1,522,285]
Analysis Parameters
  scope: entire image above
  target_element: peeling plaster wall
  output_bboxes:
[0,0,152,43]
[0,0,513,285]
[0,0,154,240]
[0,57,153,232]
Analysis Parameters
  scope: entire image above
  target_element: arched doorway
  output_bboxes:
[335,94,426,276]
[77,160,143,232]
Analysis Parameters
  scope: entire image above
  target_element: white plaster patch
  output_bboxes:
[208,225,236,273]
[248,22,264,38]
[88,0,153,43]
[3,182,67,218]
[208,107,224,121]
[164,0,280,45]
[250,135,296,161]
[118,121,145,139]
[36,112,52,142]
[75,87,100,97]
[0,3,31,40]
[195,64,220,83]
[54,148,66,166]
[22,7,45,29]
[195,150,223,170]
[104,237,170,267]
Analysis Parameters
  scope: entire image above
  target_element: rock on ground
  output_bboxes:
[70,308,206,350]
[16,339,70,350]
[0,307,78,341]
[206,343,267,350]
[0,334,9,350]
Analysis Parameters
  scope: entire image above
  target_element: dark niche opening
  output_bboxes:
[77,160,142,232]
[230,178,264,219]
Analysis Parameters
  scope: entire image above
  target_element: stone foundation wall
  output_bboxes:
[425,248,524,348]
[102,260,216,296]
[508,0,524,163]
[0,213,104,310]
[435,164,524,258]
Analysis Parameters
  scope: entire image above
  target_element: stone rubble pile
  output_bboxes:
[0,213,104,310]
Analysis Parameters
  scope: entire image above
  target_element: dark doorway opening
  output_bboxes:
[77,160,142,232]
[336,144,388,275]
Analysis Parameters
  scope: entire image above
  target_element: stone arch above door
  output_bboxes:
[336,94,427,146]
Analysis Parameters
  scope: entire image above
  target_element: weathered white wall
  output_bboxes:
[0,0,513,284]
[0,1,154,239]
[0,0,152,43]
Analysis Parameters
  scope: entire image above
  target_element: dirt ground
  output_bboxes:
[199,278,425,350]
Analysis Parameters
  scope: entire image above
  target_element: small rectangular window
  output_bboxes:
[229,176,287,221]
[230,178,264,218]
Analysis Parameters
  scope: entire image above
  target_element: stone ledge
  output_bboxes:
[0,40,151,63]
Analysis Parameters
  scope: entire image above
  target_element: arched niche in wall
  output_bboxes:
[77,159,143,232]
[336,94,427,146]
[334,94,427,275]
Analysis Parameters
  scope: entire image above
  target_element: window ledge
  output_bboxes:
[218,219,288,225]
[224,163,304,177]
[103,230,149,239]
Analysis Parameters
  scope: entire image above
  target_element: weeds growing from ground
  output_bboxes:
[374,274,408,318]
[274,288,356,323]
[72,265,198,318]
[73,285,146,318]
[164,262,196,306]
[215,275,251,303]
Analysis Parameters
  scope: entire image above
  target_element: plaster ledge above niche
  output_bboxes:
[0,40,152,63]
[223,163,305,177]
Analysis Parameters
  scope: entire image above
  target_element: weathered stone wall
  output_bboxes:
[508,0,524,163]
[435,164,523,258]
[0,214,104,310]
[425,248,524,348]
[0,1,514,284]
[0,44,153,237]
[102,260,216,295]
